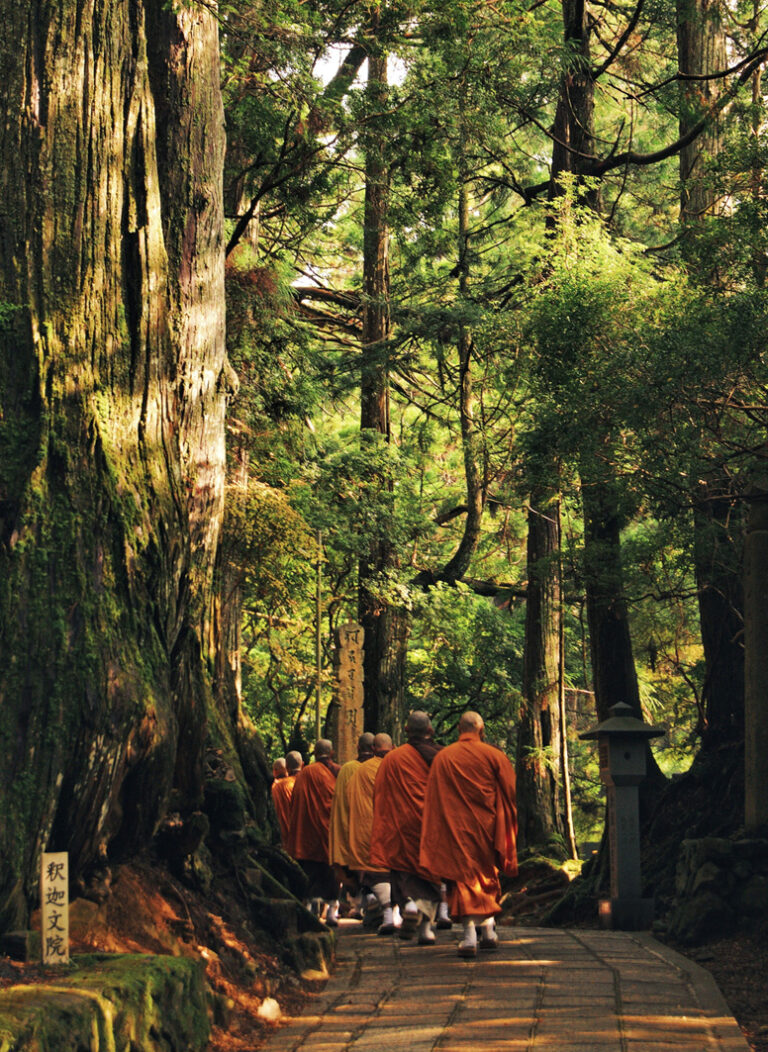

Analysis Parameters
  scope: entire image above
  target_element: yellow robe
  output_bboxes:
[346,756,383,872]
[328,759,361,867]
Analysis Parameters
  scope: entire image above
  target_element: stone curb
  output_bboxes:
[632,933,749,1051]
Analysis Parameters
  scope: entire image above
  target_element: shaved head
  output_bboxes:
[314,738,334,760]
[458,711,484,736]
[405,710,433,739]
[272,757,287,778]
[373,732,393,756]
[286,750,303,774]
[357,732,375,760]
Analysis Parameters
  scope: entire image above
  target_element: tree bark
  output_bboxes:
[744,492,768,830]
[676,0,745,749]
[358,40,409,737]
[693,488,745,744]
[517,489,566,854]
[677,0,727,226]
[442,109,485,584]
[515,0,591,854]
[0,0,228,927]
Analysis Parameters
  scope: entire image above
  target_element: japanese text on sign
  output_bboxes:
[41,852,69,964]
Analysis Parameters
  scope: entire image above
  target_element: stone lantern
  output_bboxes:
[579,702,664,930]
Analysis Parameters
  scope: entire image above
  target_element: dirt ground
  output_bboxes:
[680,925,768,1052]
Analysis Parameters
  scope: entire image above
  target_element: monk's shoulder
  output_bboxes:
[430,739,462,771]
[477,739,515,773]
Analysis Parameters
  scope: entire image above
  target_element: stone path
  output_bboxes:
[264,921,749,1052]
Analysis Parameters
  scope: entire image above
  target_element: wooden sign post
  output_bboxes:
[332,621,365,764]
[41,852,69,964]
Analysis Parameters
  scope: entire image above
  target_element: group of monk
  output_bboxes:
[269,709,518,958]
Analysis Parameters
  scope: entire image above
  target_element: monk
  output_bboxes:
[370,711,446,945]
[346,733,395,933]
[286,739,342,926]
[272,750,302,845]
[419,711,517,958]
[329,732,375,880]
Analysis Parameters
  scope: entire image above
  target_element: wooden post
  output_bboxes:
[41,852,69,964]
[332,622,365,763]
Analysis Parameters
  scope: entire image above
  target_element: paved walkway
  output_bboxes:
[264,921,749,1052]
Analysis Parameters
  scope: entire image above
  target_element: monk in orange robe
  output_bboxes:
[420,711,517,958]
[370,711,446,944]
[271,750,302,845]
[286,739,341,925]
[346,733,395,932]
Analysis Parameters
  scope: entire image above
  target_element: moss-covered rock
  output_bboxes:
[0,953,209,1052]
[284,931,335,981]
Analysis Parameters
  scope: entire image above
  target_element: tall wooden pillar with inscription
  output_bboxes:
[41,852,69,965]
[332,622,365,764]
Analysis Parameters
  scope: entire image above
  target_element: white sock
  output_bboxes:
[460,919,477,949]
[403,900,418,919]
[325,900,339,922]
[438,899,450,921]
[479,916,496,941]
[418,917,435,942]
[380,905,394,927]
[372,882,391,909]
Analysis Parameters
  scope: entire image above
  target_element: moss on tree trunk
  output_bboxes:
[0,0,232,928]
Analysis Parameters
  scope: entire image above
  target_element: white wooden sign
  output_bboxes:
[41,852,69,964]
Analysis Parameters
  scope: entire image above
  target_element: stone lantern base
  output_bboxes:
[599,897,655,931]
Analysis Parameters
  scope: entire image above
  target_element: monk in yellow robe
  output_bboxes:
[286,739,341,925]
[420,711,517,958]
[271,750,302,845]
[329,732,375,899]
[346,733,395,933]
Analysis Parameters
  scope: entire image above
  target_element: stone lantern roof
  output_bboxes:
[579,701,664,741]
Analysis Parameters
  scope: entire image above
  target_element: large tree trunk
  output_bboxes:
[517,489,566,853]
[549,0,664,801]
[744,492,768,830]
[358,42,409,737]
[677,0,727,228]
[441,109,486,585]
[517,0,602,852]
[581,467,666,803]
[693,487,745,744]
[676,0,745,749]
[0,0,227,928]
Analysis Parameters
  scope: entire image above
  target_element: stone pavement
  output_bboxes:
[264,920,749,1052]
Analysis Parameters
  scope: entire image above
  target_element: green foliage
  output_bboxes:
[219,0,768,845]
[406,583,524,750]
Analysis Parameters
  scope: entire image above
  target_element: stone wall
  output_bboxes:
[666,836,768,944]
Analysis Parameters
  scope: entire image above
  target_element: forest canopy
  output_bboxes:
[1,0,768,931]
[219,0,768,850]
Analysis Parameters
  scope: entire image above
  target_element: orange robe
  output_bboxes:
[345,756,383,872]
[271,774,296,845]
[369,743,433,879]
[419,731,517,918]
[285,761,337,863]
[329,759,361,867]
